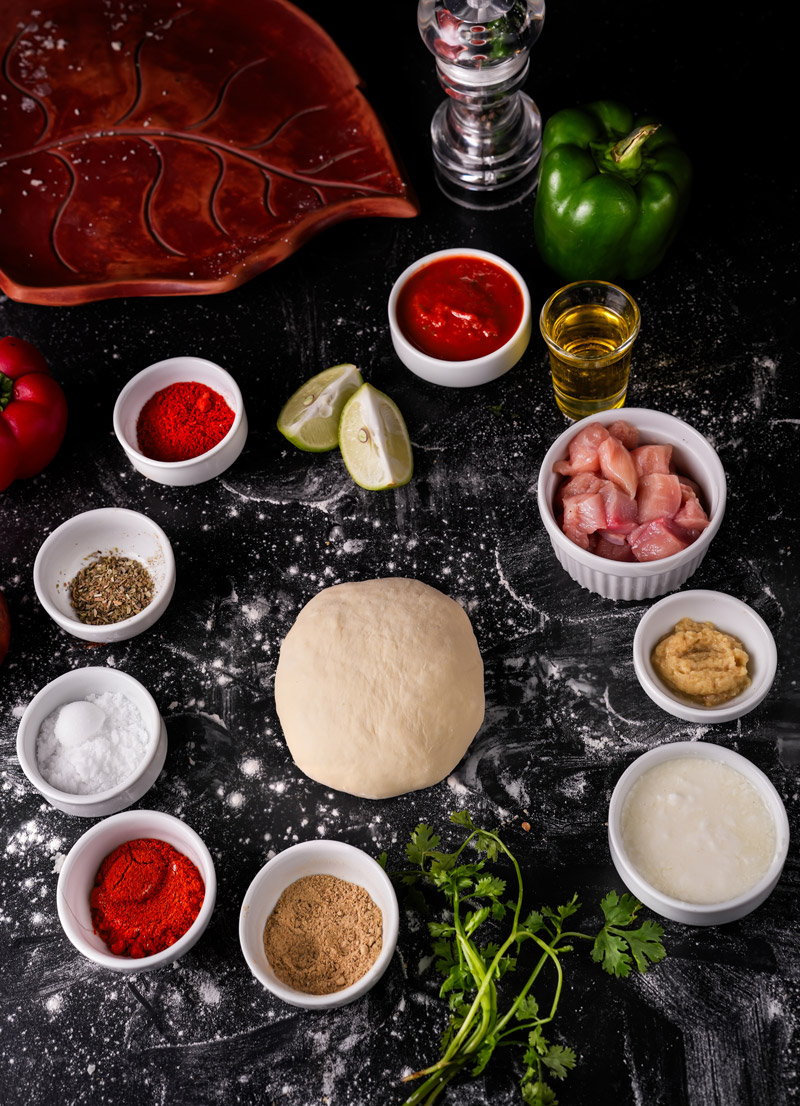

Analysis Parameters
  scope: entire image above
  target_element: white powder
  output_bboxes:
[36,692,150,794]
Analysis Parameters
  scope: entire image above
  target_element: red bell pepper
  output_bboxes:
[0,337,68,493]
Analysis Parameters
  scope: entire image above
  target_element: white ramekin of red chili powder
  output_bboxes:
[57,810,216,972]
[113,356,248,485]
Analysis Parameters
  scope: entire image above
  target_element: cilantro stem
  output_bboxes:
[397,814,666,1106]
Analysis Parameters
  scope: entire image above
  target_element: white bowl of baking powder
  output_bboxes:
[16,667,167,817]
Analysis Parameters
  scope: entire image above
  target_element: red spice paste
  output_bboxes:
[396,255,524,362]
[136,380,234,462]
[90,838,205,958]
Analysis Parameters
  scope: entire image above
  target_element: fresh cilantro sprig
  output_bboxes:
[395,812,666,1106]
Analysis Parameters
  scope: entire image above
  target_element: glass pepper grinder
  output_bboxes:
[417,0,545,210]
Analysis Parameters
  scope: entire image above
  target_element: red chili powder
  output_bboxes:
[90,838,205,958]
[136,380,235,462]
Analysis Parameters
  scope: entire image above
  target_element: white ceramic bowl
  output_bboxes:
[240,840,399,1010]
[537,408,727,600]
[388,248,531,387]
[57,810,216,972]
[633,590,778,723]
[113,356,248,485]
[16,667,167,817]
[608,742,789,926]
[33,507,176,643]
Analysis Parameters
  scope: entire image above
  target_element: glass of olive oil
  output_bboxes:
[539,281,641,419]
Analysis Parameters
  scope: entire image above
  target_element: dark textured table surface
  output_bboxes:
[1,3,797,1105]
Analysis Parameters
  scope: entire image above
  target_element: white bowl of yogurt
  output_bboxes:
[608,742,789,926]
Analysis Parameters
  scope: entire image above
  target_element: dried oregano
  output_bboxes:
[69,554,154,625]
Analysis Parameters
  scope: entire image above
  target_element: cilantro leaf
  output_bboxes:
[542,1044,577,1080]
[473,875,506,899]
[624,921,667,973]
[406,824,440,865]
[599,890,640,927]
[591,928,632,977]
[521,1077,558,1105]
[515,994,540,1021]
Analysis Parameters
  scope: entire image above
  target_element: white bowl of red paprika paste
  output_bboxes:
[388,248,531,387]
[57,810,216,972]
[113,356,248,485]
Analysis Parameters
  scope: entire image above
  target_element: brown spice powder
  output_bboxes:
[262,874,383,995]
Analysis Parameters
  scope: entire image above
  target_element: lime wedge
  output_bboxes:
[338,383,413,490]
[278,363,364,452]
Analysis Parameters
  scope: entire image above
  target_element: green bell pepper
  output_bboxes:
[533,101,692,281]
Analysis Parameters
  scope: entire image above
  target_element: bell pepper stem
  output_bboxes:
[0,371,14,414]
[611,123,661,167]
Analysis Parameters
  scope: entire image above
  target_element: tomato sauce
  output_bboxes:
[396,255,524,362]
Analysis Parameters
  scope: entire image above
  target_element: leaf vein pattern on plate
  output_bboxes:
[141,138,187,257]
[3,24,50,144]
[187,57,270,131]
[47,150,80,273]
[208,148,231,238]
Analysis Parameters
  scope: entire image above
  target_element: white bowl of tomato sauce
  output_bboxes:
[388,248,531,387]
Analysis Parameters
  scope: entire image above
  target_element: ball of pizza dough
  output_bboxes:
[274,578,484,799]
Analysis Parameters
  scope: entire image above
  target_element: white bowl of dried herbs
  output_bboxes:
[33,507,176,643]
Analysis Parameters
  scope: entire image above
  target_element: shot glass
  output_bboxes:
[539,281,641,420]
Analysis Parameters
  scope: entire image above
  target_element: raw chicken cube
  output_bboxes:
[598,435,639,498]
[674,487,710,533]
[553,423,609,476]
[629,518,692,562]
[608,420,640,449]
[631,444,673,477]
[595,535,636,561]
[598,480,638,534]
[636,473,682,524]
[563,493,606,541]
[555,472,604,510]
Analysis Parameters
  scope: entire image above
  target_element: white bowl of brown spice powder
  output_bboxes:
[239,840,399,1010]
[34,507,176,643]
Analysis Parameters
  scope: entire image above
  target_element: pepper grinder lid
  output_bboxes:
[417,0,546,209]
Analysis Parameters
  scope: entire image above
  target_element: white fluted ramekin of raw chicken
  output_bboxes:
[537,409,727,600]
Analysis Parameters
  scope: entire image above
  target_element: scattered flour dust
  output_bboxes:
[198,978,221,1006]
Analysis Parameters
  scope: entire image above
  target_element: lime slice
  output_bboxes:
[338,383,413,490]
[277,364,364,451]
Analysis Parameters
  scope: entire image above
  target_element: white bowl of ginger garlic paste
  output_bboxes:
[608,742,789,926]
[632,589,778,723]
[239,840,399,1010]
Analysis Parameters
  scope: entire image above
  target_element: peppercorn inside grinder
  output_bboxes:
[113,356,248,486]
[57,811,217,972]
[33,507,176,644]
[16,667,167,818]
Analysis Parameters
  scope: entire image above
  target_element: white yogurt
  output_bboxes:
[620,756,776,904]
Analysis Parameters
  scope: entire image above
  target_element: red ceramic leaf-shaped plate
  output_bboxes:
[0,0,418,304]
